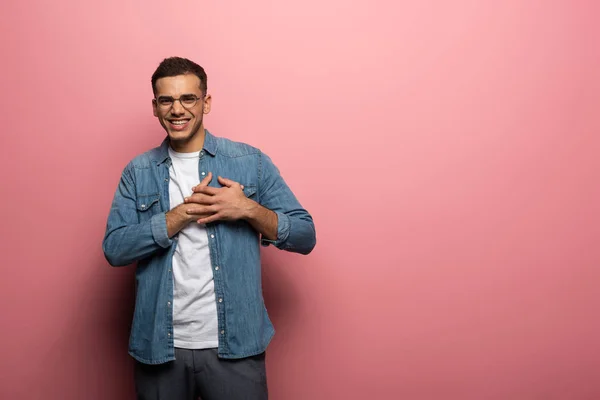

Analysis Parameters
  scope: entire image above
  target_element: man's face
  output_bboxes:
[152,74,211,148]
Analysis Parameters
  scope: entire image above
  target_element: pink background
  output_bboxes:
[1,1,599,399]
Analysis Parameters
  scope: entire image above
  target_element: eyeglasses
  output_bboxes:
[154,94,204,110]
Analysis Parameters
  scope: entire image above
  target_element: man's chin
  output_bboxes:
[168,131,193,142]
[164,121,203,144]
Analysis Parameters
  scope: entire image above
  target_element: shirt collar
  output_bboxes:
[155,129,218,165]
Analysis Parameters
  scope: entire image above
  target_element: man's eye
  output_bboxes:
[180,95,197,104]
[158,97,173,105]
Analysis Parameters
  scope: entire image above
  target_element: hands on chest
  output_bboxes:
[165,172,277,240]
[183,172,253,225]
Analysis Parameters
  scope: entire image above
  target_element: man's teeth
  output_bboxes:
[171,120,188,125]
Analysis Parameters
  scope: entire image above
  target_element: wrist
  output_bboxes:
[241,198,259,221]
[168,204,192,224]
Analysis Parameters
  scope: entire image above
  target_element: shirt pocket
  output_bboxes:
[243,185,257,199]
[136,193,161,222]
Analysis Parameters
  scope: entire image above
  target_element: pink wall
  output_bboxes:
[1,1,599,399]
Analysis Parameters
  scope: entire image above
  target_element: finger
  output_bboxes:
[218,176,241,189]
[191,212,214,219]
[200,171,213,185]
[184,193,215,204]
[196,213,221,225]
[192,172,213,192]
[192,185,221,195]
[185,205,217,215]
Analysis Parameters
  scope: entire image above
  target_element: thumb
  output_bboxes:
[218,176,237,188]
[218,176,243,190]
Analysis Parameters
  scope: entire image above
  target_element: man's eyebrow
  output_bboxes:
[156,93,198,98]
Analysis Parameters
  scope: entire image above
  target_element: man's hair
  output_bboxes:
[151,57,208,95]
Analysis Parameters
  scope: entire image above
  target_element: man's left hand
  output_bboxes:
[184,176,253,224]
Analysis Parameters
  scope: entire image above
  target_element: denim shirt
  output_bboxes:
[102,130,316,364]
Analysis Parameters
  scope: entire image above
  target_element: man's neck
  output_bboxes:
[170,128,206,153]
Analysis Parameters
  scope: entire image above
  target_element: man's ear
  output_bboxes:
[203,94,212,114]
[152,99,158,117]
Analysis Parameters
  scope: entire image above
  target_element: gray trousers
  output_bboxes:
[134,348,268,400]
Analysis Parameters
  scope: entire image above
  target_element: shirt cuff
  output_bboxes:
[261,211,290,248]
[151,213,172,248]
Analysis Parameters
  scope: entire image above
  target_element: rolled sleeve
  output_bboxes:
[260,210,291,247]
[258,151,316,254]
[151,212,172,248]
[103,163,175,266]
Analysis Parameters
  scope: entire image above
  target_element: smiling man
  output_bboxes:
[102,56,316,400]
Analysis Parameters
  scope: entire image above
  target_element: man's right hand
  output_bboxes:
[166,172,214,237]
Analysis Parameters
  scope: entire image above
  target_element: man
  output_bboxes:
[102,56,316,400]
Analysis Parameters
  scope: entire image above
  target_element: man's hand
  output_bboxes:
[165,172,215,237]
[183,174,279,241]
[184,176,253,224]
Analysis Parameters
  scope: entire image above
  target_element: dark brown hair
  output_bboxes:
[151,57,207,95]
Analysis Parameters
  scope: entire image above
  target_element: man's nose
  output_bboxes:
[170,99,185,115]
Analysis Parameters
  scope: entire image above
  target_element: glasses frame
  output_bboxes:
[153,93,206,110]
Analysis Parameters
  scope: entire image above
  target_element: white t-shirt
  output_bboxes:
[168,147,218,349]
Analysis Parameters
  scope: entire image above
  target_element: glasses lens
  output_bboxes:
[180,95,198,108]
[157,97,174,108]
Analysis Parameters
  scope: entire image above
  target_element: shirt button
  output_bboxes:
[164,178,168,182]
[167,302,171,306]
[215,266,219,271]
[210,234,215,239]
[221,330,225,335]
[218,298,223,303]
[168,333,171,337]
[201,172,206,176]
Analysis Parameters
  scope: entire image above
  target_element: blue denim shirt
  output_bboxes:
[102,130,316,364]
